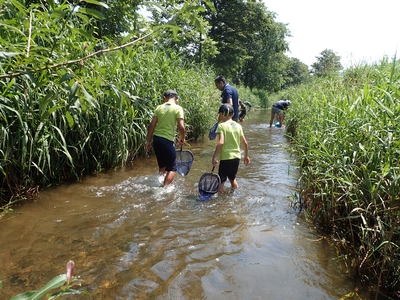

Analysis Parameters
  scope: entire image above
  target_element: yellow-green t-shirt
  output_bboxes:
[216,120,243,160]
[153,102,184,142]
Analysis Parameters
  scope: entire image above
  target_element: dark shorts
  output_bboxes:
[239,112,246,118]
[218,158,240,183]
[153,136,177,172]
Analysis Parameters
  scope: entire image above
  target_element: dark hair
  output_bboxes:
[164,89,178,99]
[214,75,226,84]
[218,103,234,116]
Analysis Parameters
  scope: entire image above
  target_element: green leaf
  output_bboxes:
[10,275,67,300]
[65,111,74,128]
[60,73,74,84]
[70,81,80,99]
[48,288,90,299]
[52,126,74,167]
[75,12,90,23]
[163,24,180,40]
[81,0,109,9]
[10,291,37,300]
[81,85,98,109]
[51,9,67,18]
[23,70,39,88]
[77,28,94,40]
[78,8,106,20]
[47,0,55,10]
[9,0,26,15]
[205,0,216,13]
[0,51,20,59]
[1,77,15,96]
[39,92,56,115]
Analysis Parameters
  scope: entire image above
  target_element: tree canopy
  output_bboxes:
[1,0,319,96]
[204,0,291,90]
[311,49,343,77]
[142,0,292,90]
[283,57,310,88]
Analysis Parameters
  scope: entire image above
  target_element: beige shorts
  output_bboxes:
[271,106,283,115]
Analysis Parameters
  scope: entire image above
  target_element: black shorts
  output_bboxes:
[153,136,177,172]
[218,158,240,182]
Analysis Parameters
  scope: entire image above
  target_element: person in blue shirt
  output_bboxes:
[269,100,291,127]
[214,75,239,122]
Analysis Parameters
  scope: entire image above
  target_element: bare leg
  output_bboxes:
[229,178,238,189]
[277,114,284,127]
[163,171,175,186]
[218,181,225,193]
[159,167,166,176]
[269,113,276,127]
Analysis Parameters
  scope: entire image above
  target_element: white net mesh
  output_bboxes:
[176,150,194,176]
[198,172,220,193]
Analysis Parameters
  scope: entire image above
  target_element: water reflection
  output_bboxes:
[0,110,370,299]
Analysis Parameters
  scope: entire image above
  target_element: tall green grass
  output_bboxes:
[284,58,400,295]
[0,47,216,206]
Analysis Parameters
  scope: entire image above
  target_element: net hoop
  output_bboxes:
[198,166,220,200]
[208,122,218,140]
[176,148,194,176]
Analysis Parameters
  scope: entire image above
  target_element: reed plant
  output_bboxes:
[0,0,217,208]
[284,58,400,295]
[0,48,216,206]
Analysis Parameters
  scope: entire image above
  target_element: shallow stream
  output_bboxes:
[0,110,371,299]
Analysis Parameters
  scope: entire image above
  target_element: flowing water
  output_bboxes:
[1,110,372,299]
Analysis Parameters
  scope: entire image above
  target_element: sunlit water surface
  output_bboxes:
[0,110,372,299]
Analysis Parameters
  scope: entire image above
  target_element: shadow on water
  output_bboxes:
[0,110,372,299]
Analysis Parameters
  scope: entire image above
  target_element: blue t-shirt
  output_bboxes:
[221,83,239,120]
[272,100,290,110]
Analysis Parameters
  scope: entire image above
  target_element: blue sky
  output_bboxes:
[263,0,399,68]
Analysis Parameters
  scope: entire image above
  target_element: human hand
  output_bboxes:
[244,156,250,166]
[212,157,218,166]
[145,141,151,152]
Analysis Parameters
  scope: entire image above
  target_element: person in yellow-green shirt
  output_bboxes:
[146,90,185,186]
[212,103,250,193]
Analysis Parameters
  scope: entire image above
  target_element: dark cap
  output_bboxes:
[218,103,234,116]
[164,89,178,99]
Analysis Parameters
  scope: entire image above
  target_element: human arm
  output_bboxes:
[212,133,224,166]
[177,118,185,146]
[145,116,157,152]
[241,135,250,166]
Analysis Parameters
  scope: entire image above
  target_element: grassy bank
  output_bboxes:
[283,58,400,296]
